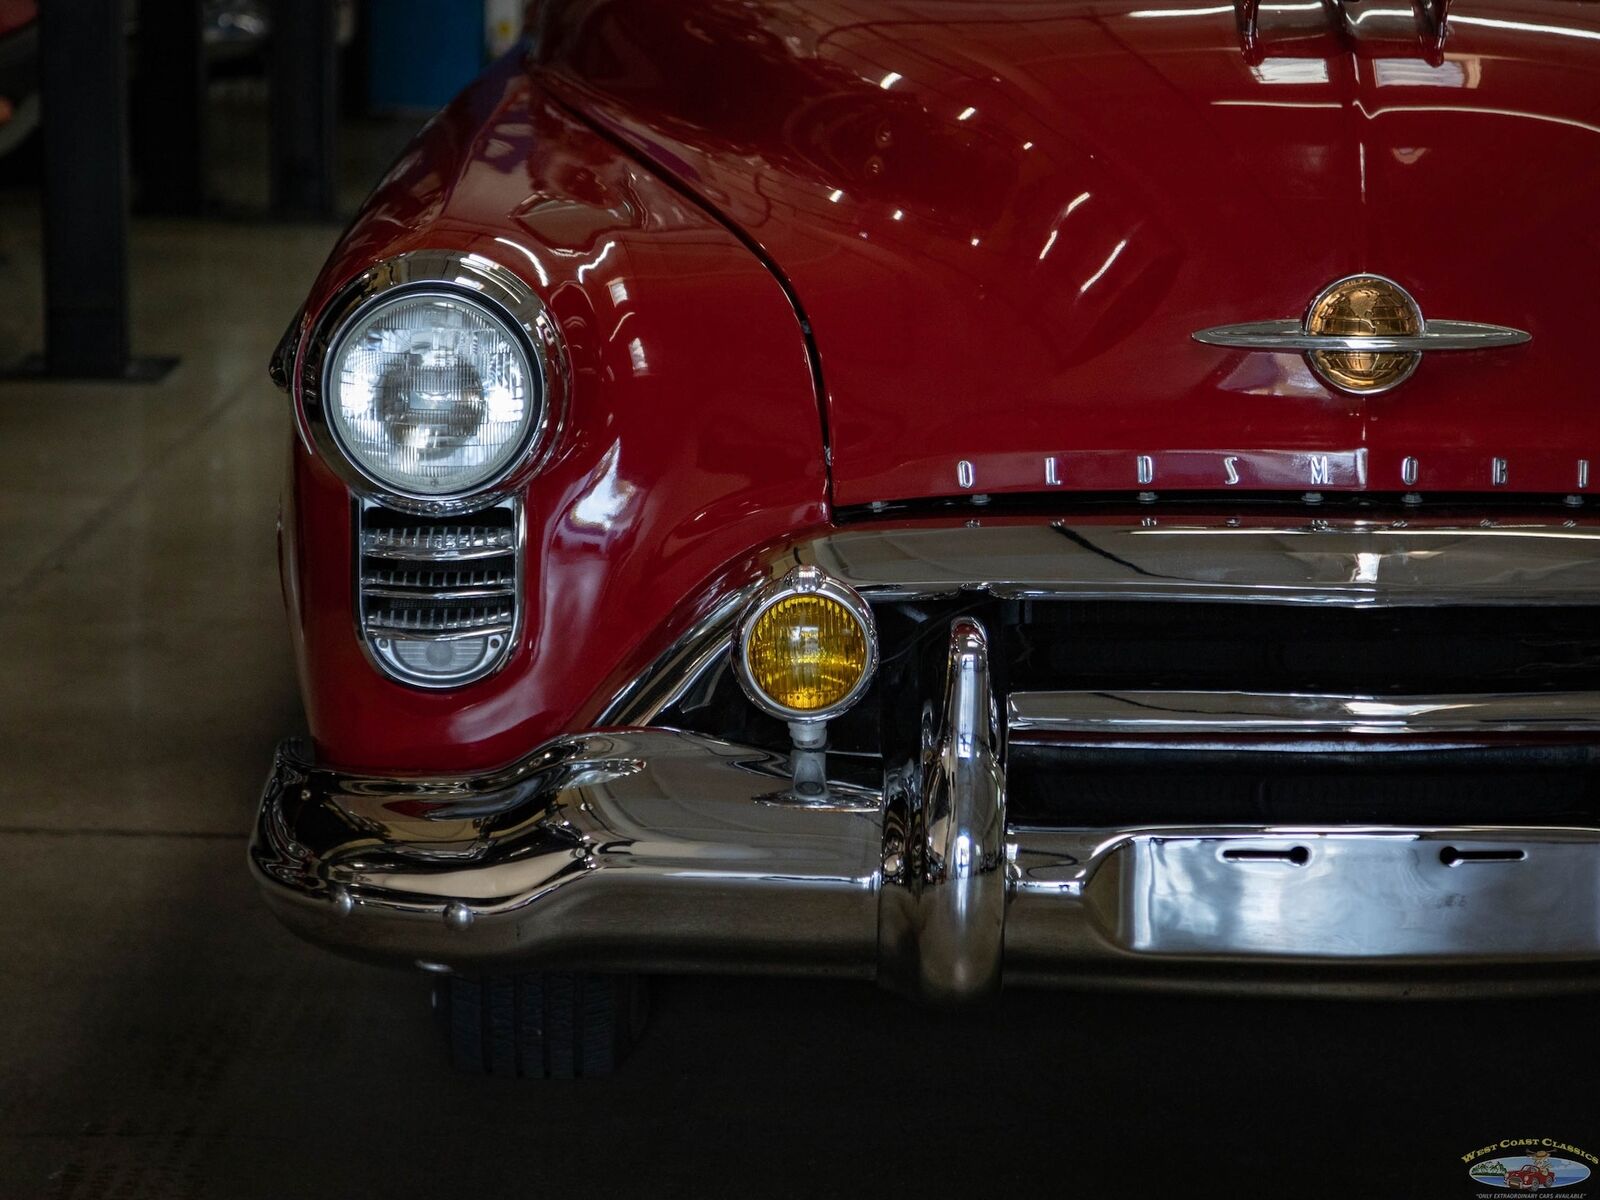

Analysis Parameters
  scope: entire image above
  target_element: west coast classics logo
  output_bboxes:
[1463,1139,1596,1195]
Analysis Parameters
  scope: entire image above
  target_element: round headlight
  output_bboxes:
[325,289,542,498]
[735,567,878,722]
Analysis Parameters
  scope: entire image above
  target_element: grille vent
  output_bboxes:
[357,501,520,687]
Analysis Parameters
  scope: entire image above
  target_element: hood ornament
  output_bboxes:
[1235,0,1451,67]
[1193,274,1530,395]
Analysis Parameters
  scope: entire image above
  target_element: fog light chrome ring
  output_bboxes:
[732,566,879,724]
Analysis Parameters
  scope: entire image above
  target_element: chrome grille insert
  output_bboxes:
[360,524,517,561]
[357,501,521,688]
[1006,689,1600,739]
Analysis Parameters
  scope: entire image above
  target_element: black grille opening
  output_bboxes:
[992,596,1600,826]
[1003,599,1600,696]
[653,591,1600,827]
[1008,743,1600,828]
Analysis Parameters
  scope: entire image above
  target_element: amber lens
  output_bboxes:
[1305,276,1422,393]
[745,595,869,712]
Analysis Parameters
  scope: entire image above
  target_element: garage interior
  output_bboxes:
[1,3,1596,1197]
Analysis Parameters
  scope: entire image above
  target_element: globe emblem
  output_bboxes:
[1303,275,1426,393]
[1192,274,1529,392]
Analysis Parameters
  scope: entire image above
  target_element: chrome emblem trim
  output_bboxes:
[1193,318,1531,353]
[1192,274,1529,395]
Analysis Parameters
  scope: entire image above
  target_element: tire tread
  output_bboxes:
[443,972,643,1079]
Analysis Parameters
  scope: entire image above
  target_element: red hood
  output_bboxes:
[534,0,1600,503]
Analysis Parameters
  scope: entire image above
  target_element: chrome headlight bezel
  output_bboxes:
[298,250,567,516]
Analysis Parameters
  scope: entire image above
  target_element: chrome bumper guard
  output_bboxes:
[252,623,1600,1002]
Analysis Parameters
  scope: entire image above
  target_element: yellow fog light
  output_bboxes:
[748,596,868,710]
[735,566,878,723]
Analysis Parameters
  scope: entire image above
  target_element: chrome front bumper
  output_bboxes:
[252,630,1600,1002]
[250,727,1600,999]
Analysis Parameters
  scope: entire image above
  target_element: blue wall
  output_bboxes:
[367,0,483,112]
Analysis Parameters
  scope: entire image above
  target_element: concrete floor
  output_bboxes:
[2,192,1598,1199]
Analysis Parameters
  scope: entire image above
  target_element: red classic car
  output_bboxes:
[252,0,1600,1076]
[1507,1162,1557,1190]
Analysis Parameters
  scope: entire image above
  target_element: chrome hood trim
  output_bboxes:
[1191,318,1530,354]
[801,516,1600,607]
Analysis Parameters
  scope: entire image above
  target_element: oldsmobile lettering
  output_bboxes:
[939,451,1600,495]
[948,450,1370,494]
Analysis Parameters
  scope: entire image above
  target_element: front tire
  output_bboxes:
[439,972,648,1078]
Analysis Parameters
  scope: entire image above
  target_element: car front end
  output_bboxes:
[251,0,1600,1071]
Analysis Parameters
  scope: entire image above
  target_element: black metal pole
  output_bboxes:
[132,0,206,216]
[269,0,337,218]
[39,0,131,377]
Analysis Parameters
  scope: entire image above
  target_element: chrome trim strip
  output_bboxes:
[298,250,569,518]
[363,620,516,642]
[359,544,516,563]
[360,585,516,602]
[878,618,1007,1004]
[1192,318,1530,353]
[596,584,761,728]
[360,526,517,560]
[803,519,1600,607]
[1007,689,1600,737]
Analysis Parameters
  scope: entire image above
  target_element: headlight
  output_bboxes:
[324,289,542,499]
[734,566,878,724]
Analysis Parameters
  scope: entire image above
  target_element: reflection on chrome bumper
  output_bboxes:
[252,741,1600,1002]
[250,731,883,979]
[1008,827,1600,980]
